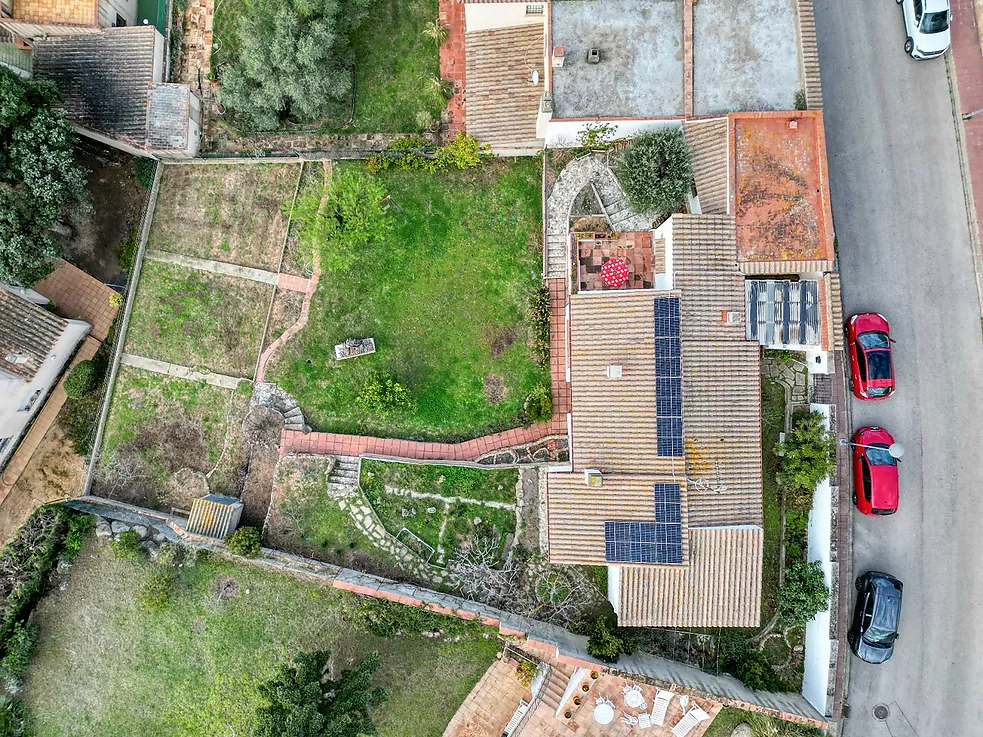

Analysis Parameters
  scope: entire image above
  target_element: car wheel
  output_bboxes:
[847,631,856,645]
[852,493,858,505]
[895,0,902,4]
[849,379,855,393]
[855,576,864,591]
[905,37,914,55]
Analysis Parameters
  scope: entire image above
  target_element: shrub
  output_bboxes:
[63,359,99,399]
[614,128,693,215]
[572,606,634,663]
[292,167,391,272]
[133,157,156,189]
[778,560,829,627]
[422,19,449,45]
[530,283,551,367]
[218,0,374,130]
[524,384,553,424]
[435,131,490,170]
[224,526,261,558]
[716,631,784,692]
[0,696,27,737]
[357,373,411,417]
[136,567,173,612]
[365,133,488,174]
[515,659,538,687]
[776,410,836,511]
[155,541,183,567]
[574,122,616,155]
[0,621,39,695]
[794,90,808,111]
[109,530,144,561]
[61,512,94,560]
[60,391,101,455]
[343,597,481,639]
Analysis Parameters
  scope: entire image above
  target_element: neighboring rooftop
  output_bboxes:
[33,27,194,152]
[692,0,800,115]
[550,0,683,118]
[465,23,544,149]
[731,112,834,269]
[0,289,68,383]
[10,0,97,26]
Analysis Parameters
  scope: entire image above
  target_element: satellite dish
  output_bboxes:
[532,69,540,85]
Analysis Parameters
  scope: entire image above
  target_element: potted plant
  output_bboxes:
[573,696,582,706]
[590,671,599,680]
[581,683,590,693]
[564,710,573,719]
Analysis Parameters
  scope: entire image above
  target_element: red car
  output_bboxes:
[847,313,895,400]
[852,426,899,516]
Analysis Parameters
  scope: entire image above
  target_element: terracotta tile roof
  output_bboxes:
[465,24,544,148]
[729,111,835,267]
[618,527,763,627]
[0,289,68,382]
[546,472,689,565]
[568,290,685,473]
[11,0,97,26]
[672,214,763,527]
[683,118,729,215]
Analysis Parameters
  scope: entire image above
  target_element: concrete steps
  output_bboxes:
[541,667,570,713]
[797,0,823,110]
[326,456,359,496]
[546,233,568,278]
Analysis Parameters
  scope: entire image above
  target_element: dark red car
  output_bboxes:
[847,313,895,400]
[852,426,899,516]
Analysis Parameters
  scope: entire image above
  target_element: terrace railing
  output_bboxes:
[0,28,31,77]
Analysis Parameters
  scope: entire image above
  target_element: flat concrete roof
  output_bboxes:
[693,0,801,115]
[550,0,684,118]
[730,112,835,264]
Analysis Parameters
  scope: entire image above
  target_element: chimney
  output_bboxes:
[552,46,565,68]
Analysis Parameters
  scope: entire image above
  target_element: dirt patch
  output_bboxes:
[487,326,517,359]
[216,576,240,601]
[483,374,507,404]
[61,143,146,283]
[163,468,210,511]
[263,288,305,352]
[190,616,207,635]
[240,444,279,527]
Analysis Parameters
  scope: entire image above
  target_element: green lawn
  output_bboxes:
[126,260,273,378]
[702,707,823,737]
[149,163,300,271]
[361,460,518,504]
[98,366,251,507]
[24,540,498,737]
[269,159,548,441]
[761,377,785,624]
[343,0,443,133]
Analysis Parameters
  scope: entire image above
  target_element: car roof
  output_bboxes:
[924,0,949,11]
[872,591,902,630]
[869,463,899,507]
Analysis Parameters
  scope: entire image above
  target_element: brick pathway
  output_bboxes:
[439,0,466,137]
[255,254,321,382]
[34,260,119,342]
[951,0,983,249]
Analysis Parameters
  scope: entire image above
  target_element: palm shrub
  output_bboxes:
[524,384,553,424]
[614,128,692,215]
[422,19,449,45]
[778,560,829,626]
[775,410,836,512]
[218,0,374,130]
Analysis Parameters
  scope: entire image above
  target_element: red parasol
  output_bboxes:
[600,258,630,288]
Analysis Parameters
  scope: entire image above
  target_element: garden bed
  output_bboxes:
[269,158,549,441]
[148,163,300,271]
[23,539,498,737]
[97,366,251,510]
[125,260,273,378]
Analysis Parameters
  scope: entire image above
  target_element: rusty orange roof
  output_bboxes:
[12,0,98,26]
[729,111,835,267]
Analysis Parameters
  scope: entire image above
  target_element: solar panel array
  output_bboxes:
[654,297,683,457]
[603,484,684,564]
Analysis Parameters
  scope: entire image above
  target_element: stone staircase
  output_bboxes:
[796,0,823,110]
[540,666,571,714]
[251,382,307,432]
[546,233,568,279]
[326,455,359,497]
[592,171,640,232]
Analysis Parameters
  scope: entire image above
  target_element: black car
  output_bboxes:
[848,571,903,664]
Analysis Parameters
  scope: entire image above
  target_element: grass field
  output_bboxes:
[149,163,299,270]
[702,707,823,737]
[125,260,273,378]
[360,461,518,504]
[761,377,786,623]
[98,366,250,508]
[269,159,548,441]
[24,540,497,737]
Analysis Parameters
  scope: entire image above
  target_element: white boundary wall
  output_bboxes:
[801,403,833,715]
[545,118,682,148]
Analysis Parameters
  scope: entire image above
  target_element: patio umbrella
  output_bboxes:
[600,258,630,288]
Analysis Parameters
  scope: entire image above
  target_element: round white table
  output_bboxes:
[593,703,615,725]
[624,689,645,709]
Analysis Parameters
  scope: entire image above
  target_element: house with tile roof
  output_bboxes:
[0,287,90,470]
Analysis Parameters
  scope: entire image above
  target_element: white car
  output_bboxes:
[897,0,951,60]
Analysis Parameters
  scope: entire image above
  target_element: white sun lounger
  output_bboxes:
[504,699,529,735]
[650,689,674,726]
[671,706,710,737]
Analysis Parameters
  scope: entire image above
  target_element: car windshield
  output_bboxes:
[857,331,890,350]
[864,624,898,646]
[866,444,897,466]
[866,350,893,380]
[921,10,949,34]
[869,386,893,397]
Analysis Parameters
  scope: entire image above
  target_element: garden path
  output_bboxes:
[144,249,310,292]
[385,486,515,511]
[119,353,246,390]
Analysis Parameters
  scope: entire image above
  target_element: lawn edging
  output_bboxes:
[65,495,827,729]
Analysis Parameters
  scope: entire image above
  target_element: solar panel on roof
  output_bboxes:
[654,297,684,458]
[605,514,683,565]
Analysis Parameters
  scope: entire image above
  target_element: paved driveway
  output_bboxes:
[814,2,983,735]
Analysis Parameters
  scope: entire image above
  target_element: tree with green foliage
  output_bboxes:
[716,631,785,692]
[775,410,836,511]
[219,0,375,130]
[224,526,261,557]
[614,128,692,215]
[0,67,88,286]
[778,560,829,627]
[255,650,388,737]
[571,606,634,663]
[293,167,391,273]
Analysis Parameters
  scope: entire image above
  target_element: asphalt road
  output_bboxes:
[813,2,983,735]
